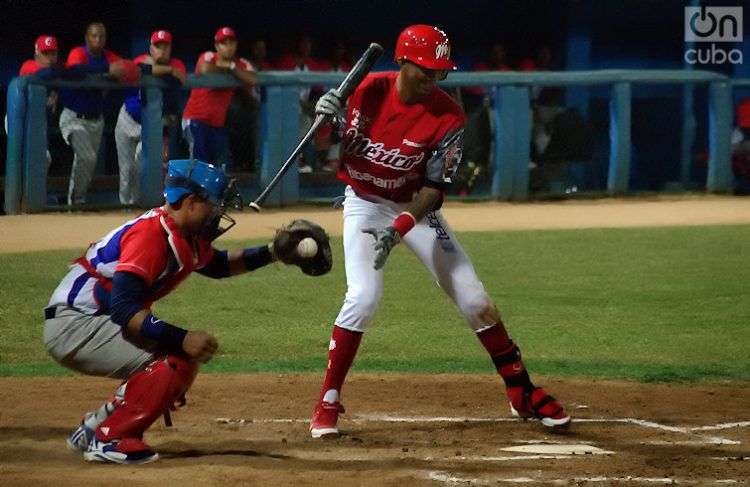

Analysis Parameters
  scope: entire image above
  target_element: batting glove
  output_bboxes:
[315,89,343,118]
[362,226,400,270]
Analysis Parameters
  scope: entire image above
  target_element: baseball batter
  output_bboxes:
[44,159,329,464]
[115,30,186,205]
[309,25,570,438]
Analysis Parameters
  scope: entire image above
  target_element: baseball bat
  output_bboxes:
[249,42,384,212]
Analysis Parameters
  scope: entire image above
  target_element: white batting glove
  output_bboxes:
[315,89,343,118]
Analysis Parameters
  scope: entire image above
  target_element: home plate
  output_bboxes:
[501,444,614,455]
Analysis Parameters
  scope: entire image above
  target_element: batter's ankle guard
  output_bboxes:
[491,343,533,388]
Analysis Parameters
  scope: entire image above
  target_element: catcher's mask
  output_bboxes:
[163,159,243,240]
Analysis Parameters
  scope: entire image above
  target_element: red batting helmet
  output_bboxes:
[394,24,457,71]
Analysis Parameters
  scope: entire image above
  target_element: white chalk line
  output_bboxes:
[215,414,748,436]
[216,414,745,446]
[426,471,745,485]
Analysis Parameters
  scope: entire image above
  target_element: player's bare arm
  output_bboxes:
[404,186,442,222]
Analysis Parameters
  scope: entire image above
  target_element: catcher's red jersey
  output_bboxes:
[336,72,465,203]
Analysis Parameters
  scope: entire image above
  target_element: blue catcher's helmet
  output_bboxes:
[163,159,242,240]
[164,159,232,206]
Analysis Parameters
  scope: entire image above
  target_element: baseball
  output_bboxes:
[297,237,318,258]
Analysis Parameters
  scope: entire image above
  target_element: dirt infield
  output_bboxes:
[2,194,749,254]
[1,195,749,484]
[1,374,748,486]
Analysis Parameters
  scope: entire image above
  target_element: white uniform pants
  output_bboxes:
[114,106,143,205]
[335,186,493,333]
[59,107,104,205]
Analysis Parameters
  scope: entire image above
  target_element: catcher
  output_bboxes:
[43,158,331,464]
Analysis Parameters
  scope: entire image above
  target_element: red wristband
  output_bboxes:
[392,212,416,237]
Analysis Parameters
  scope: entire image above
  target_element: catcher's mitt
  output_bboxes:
[272,219,332,276]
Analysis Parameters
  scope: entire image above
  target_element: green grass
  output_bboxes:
[1,224,748,382]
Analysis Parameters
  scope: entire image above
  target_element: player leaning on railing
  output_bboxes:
[308,24,570,439]
[43,159,331,464]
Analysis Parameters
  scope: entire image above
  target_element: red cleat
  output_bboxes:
[508,386,571,430]
[310,401,345,438]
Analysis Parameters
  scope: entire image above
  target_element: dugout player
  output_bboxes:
[115,30,187,206]
[309,25,571,438]
[59,22,139,205]
[45,160,288,464]
[182,27,257,167]
[10,35,61,169]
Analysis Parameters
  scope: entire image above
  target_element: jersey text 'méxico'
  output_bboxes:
[336,72,465,202]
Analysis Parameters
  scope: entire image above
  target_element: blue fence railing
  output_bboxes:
[4,69,742,214]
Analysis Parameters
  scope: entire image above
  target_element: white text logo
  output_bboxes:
[435,41,450,60]
[684,7,743,65]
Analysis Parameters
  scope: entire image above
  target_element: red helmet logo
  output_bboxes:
[395,24,457,71]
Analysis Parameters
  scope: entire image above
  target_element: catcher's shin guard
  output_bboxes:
[95,356,198,442]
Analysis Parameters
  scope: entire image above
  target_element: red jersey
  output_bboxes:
[19,60,48,76]
[48,208,215,314]
[337,72,465,202]
[182,51,254,127]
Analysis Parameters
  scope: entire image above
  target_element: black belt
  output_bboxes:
[44,306,59,320]
[75,112,102,121]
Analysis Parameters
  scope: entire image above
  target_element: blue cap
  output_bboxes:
[163,159,230,205]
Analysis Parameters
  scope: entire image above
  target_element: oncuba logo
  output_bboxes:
[435,40,450,60]
[684,7,743,65]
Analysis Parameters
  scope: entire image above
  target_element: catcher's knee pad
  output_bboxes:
[96,356,198,441]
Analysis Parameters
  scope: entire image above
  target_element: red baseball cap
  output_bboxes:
[150,30,173,45]
[214,26,236,43]
[35,35,58,53]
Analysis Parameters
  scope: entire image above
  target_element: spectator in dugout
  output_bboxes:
[225,38,268,173]
[115,30,187,206]
[8,35,62,171]
[275,35,328,173]
[454,43,511,196]
[59,22,139,205]
[182,27,257,169]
